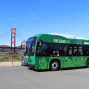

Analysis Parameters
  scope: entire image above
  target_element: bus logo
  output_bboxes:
[54,39,66,43]
[84,42,89,44]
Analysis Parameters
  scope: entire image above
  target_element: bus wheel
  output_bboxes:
[50,61,60,71]
[86,59,89,68]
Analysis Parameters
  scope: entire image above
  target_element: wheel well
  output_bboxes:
[49,59,61,69]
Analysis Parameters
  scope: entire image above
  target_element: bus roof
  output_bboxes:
[34,33,89,45]
[35,33,89,41]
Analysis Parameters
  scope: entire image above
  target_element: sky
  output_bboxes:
[0,0,89,46]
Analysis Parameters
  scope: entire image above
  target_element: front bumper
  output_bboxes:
[25,63,28,66]
[28,64,34,69]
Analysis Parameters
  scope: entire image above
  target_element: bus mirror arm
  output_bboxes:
[21,40,26,48]
[39,39,43,47]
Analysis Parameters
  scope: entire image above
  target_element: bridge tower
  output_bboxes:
[10,28,16,53]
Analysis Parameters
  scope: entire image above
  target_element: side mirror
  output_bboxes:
[21,40,26,48]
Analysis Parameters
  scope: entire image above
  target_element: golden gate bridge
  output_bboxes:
[0,28,25,53]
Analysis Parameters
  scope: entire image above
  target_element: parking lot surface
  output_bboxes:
[0,66,89,89]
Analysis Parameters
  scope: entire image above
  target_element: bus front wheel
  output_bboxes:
[86,59,89,68]
[50,61,60,71]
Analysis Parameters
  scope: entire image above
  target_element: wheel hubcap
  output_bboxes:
[52,62,58,69]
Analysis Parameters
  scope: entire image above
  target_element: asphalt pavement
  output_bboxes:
[0,66,89,89]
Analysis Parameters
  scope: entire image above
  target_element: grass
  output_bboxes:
[0,52,24,62]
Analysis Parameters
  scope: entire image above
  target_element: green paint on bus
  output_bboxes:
[24,34,89,70]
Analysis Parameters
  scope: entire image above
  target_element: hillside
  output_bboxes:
[0,52,24,62]
[0,45,10,47]
[0,44,25,55]
[0,44,25,48]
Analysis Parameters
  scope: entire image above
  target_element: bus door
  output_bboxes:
[28,41,35,65]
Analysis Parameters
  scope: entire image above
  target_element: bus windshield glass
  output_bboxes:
[25,37,37,56]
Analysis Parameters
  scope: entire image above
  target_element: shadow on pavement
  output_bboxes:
[62,66,87,71]
[28,66,87,72]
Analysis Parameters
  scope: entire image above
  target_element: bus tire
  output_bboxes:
[86,59,89,68]
[50,61,60,71]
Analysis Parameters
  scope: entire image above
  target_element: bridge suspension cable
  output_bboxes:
[16,33,23,41]
[0,29,11,38]
[16,29,25,41]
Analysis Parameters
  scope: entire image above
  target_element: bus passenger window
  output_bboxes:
[64,47,67,56]
[69,47,73,56]
[83,46,89,56]
[78,46,83,56]
[64,45,69,56]
[73,47,78,56]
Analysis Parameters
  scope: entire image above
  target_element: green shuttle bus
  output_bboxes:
[23,33,89,71]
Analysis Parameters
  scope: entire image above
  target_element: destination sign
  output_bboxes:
[54,39,66,43]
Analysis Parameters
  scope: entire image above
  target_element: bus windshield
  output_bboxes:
[25,37,37,56]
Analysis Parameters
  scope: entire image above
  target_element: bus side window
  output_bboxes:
[64,46,68,56]
[83,46,89,56]
[48,43,65,56]
[42,43,47,49]
[41,43,47,55]
[36,43,47,56]
[64,45,72,56]
[78,46,83,56]
[69,47,73,56]
[73,46,78,56]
